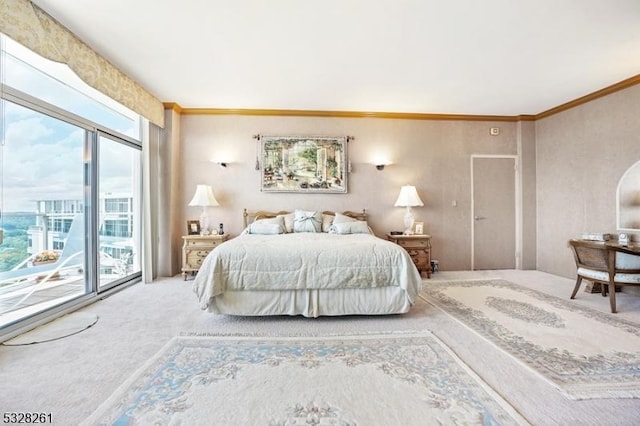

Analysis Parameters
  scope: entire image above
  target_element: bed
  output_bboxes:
[192,209,422,317]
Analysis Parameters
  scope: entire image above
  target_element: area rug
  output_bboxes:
[81,333,527,425]
[421,279,640,400]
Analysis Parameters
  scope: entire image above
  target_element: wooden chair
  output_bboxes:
[569,239,640,313]
[569,239,610,299]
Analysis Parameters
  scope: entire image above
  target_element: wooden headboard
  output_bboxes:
[243,209,367,228]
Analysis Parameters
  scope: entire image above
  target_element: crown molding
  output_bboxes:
[535,73,640,119]
[162,102,183,113]
[163,105,526,122]
[162,73,640,121]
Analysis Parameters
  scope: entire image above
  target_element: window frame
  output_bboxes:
[0,84,143,338]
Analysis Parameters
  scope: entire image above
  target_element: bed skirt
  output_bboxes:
[205,286,414,317]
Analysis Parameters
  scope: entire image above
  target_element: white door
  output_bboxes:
[472,156,517,270]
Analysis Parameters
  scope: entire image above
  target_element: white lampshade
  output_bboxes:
[394,185,424,207]
[188,184,220,207]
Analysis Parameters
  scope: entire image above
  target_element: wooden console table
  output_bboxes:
[605,241,640,254]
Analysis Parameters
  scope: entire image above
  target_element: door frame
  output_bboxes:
[470,154,521,270]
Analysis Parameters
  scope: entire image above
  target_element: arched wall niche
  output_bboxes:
[617,160,640,231]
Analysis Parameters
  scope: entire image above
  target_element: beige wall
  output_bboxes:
[173,115,520,274]
[161,83,640,279]
[536,85,640,278]
[518,121,537,270]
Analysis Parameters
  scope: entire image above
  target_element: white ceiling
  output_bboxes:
[32,0,640,116]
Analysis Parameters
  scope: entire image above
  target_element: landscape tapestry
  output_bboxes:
[260,136,347,193]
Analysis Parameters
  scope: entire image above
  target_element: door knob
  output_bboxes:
[474,216,486,221]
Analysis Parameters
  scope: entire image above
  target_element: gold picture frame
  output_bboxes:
[414,221,424,235]
[187,220,201,235]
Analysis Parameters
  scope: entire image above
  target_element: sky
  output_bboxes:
[1,36,141,212]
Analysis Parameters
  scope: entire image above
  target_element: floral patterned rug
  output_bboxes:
[82,333,526,425]
[421,279,640,400]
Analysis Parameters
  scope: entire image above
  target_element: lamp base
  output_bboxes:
[403,207,415,235]
[200,209,211,235]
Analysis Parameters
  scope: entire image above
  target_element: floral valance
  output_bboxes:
[0,0,164,128]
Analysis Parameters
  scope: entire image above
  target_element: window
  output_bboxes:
[105,198,130,213]
[0,33,144,333]
[3,37,141,140]
[98,134,141,290]
[0,100,87,328]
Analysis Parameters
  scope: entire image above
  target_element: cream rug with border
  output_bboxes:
[82,332,528,425]
[421,279,640,400]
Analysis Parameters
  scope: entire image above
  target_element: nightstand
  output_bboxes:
[387,233,432,278]
[181,234,229,280]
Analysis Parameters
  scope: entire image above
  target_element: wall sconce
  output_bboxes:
[210,159,230,168]
[373,161,391,171]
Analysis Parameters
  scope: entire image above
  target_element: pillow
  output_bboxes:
[248,216,285,234]
[253,216,284,227]
[293,210,323,233]
[247,223,284,234]
[333,212,357,224]
[277,213,295,233]
[322,214,334,232]
[329,221,370,234]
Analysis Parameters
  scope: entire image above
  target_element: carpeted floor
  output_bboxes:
[1,270,640,425]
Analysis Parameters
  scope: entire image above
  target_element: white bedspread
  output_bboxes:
[192,233,422,312]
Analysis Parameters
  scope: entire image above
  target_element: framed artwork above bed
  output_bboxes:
[260,135,347,193]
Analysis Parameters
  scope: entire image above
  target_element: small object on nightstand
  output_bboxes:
[387,233,432,278]
[618,233,629,246]
[581,232,611,241]
[218,223,224,235]
[181,234,229,280]
[390,231,403,235]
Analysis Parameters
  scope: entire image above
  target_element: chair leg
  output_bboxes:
[570,276,582,299]
[601,282,608,297]
[608,283,617,313]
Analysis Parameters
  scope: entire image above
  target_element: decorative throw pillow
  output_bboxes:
[329,221,370,234]
[322,214,334,232]
[333,212,357,224]
[277,213,295,233]
[293,210,323,233]
[248,216,285,234]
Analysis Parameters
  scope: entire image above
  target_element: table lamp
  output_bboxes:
[188,184,219,234]
[394,185,424,235]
